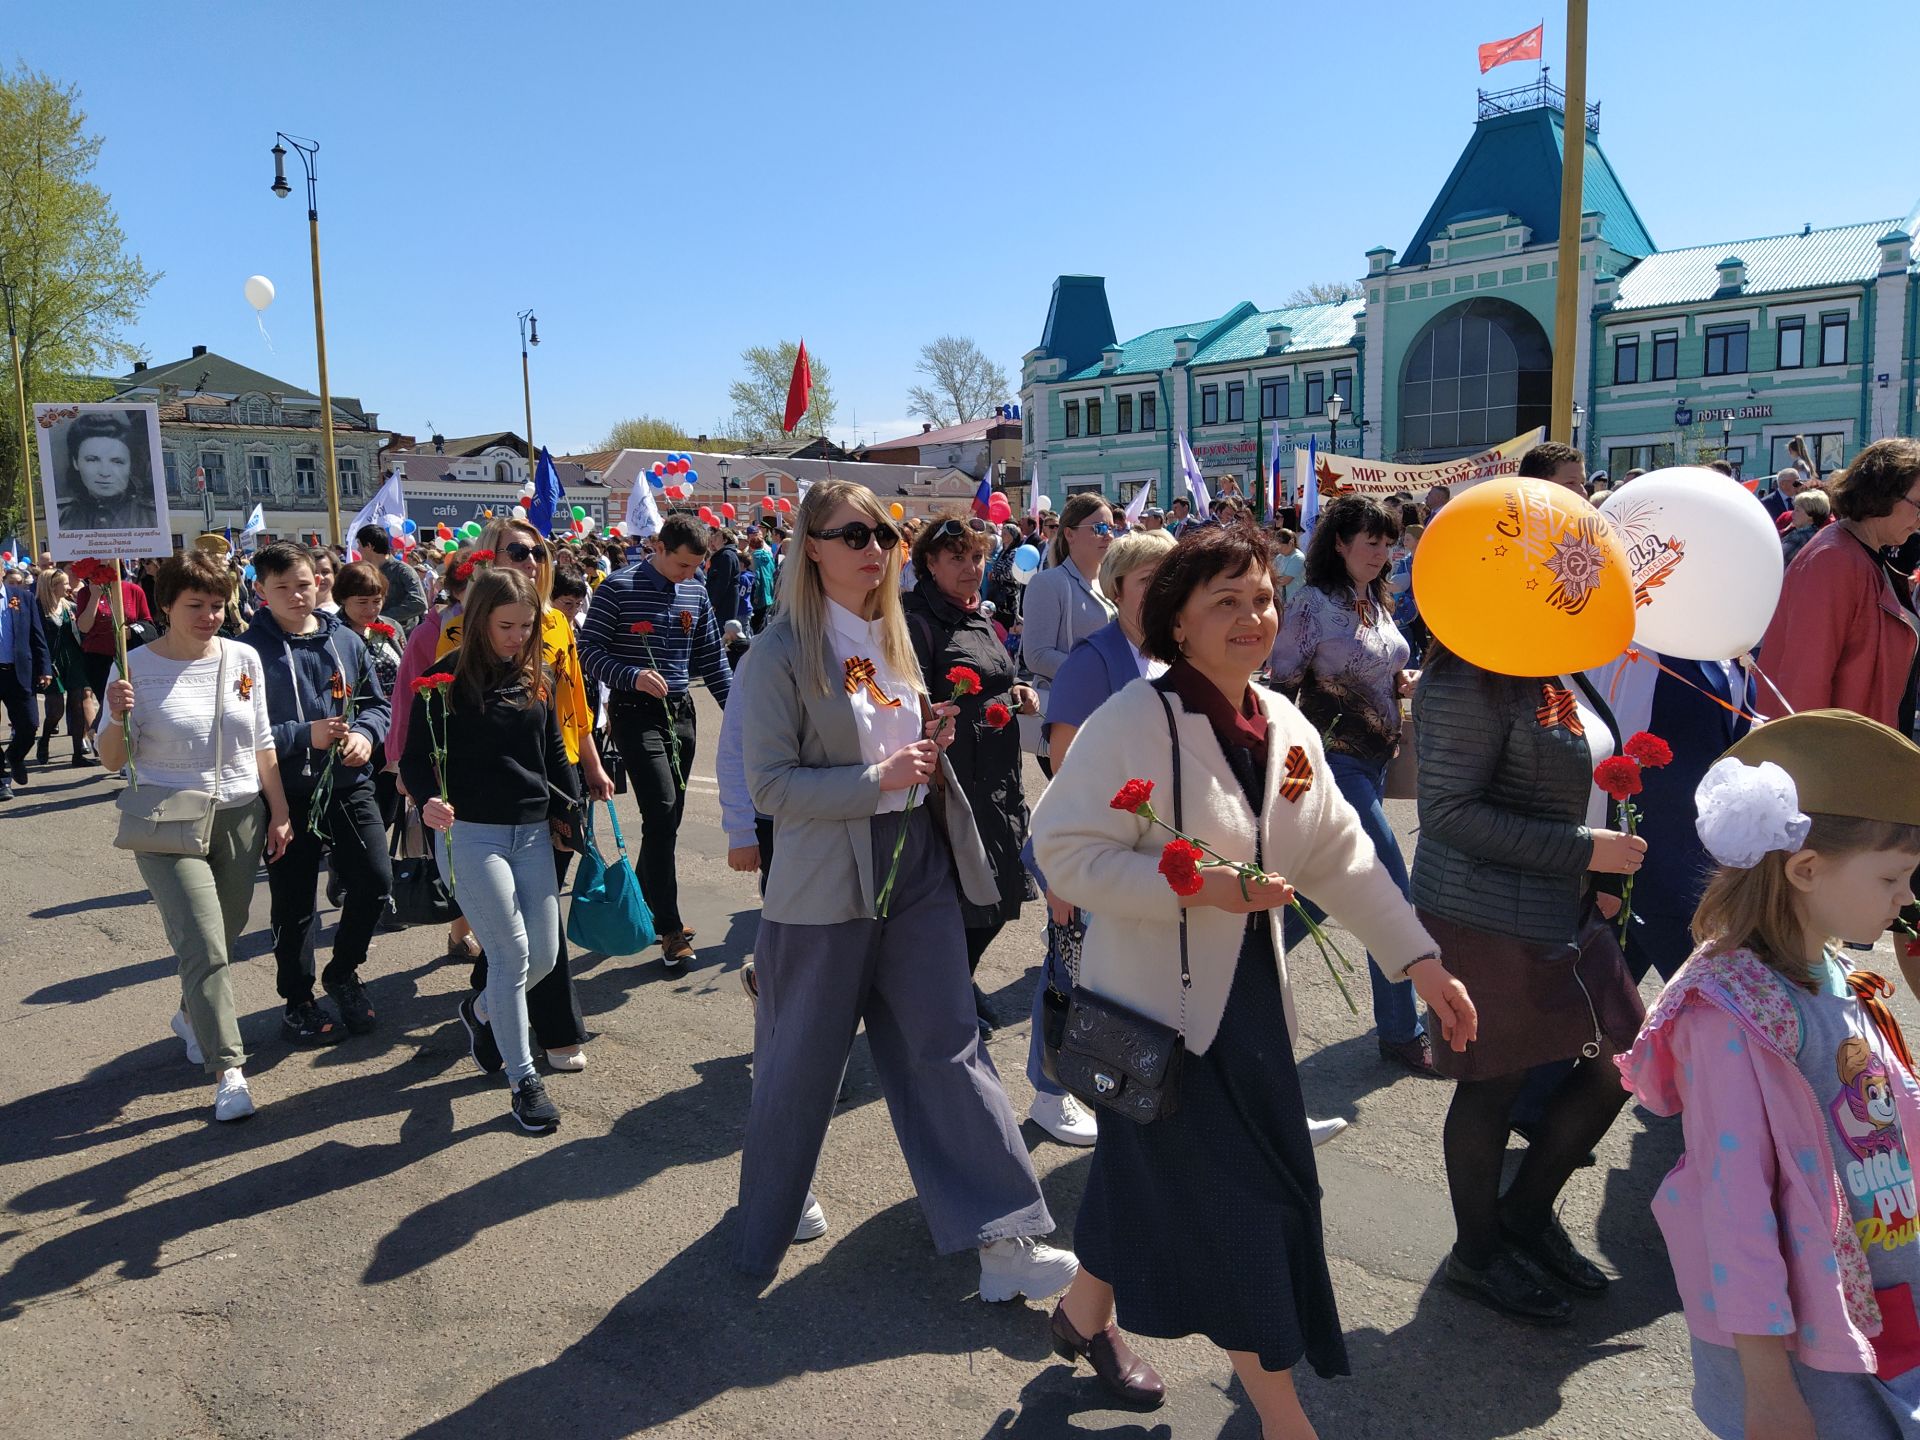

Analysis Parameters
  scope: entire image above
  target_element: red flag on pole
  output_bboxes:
[1477,23,1543,73]
[782,340,813,434]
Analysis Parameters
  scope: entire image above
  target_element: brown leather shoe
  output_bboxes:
[662,928,696,971]
[1049,1302,1166,1409]
[1378,1033,1436,1075]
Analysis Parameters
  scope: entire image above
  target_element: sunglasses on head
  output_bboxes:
[503,541,549,563]
[926,518,989,544]
[809,520,900,551]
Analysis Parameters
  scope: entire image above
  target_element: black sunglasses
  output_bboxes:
[810,521,900,551]
[503,541,550,563]
[926,518,989,544]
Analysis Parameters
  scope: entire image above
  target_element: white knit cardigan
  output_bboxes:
[1029,676,1437,1054]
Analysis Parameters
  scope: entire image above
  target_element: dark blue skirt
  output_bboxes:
[1072,919,1348,1377]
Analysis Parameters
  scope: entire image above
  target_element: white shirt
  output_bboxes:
[1560,673,1616,830]
[824,598,923,814]
[1127,638,1168,682]
[108,639,274,805]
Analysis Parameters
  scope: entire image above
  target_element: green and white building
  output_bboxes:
[1022,80,1920,506]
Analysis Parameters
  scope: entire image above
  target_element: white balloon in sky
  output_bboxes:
[244,275,276,311]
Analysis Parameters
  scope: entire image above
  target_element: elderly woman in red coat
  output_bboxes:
[1757,438,1920,729]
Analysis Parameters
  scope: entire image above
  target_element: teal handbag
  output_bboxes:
[566,801,655,956]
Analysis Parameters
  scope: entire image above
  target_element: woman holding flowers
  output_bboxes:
[401,568,580,1135]
[732,478,1077,1303]
[1030,525,1476,1432]
[1411,640,1649,1326]
[900,513,1040,1025]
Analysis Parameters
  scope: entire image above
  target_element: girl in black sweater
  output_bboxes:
[401,568,580,1134]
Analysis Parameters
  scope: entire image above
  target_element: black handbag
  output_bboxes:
[1051,683,1189,1125]
[388,804,455,926]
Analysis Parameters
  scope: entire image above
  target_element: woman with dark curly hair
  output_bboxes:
[58,411,157,533]
[1268,495,1429,1073]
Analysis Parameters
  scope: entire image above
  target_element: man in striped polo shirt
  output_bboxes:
[580,513,733,970]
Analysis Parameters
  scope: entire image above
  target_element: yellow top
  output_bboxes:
[437,606,591,765]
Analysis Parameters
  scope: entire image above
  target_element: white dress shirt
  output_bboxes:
[825,598,924,814]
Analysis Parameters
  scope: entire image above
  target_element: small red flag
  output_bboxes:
[1478,23,1543,73]
[782,340,813,434]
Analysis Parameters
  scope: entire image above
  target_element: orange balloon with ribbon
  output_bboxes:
[1412,477,1634,677]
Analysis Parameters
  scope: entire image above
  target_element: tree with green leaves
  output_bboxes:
[1284,280,1360,306]
[906,334,1008,428]
[0,66,158,537]
[727,340,836,446]
[599,415,694,451]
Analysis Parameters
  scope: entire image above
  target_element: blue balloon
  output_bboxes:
[684,469,699,485]
[242,564,256,581]
[401,518,417,535]
[1011,544,1042,573]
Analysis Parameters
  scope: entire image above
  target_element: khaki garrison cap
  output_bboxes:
[1722,710,1920,825]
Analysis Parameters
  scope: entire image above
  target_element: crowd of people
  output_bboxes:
[7,435,1920,1438]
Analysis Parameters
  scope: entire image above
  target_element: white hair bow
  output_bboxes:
[1694,757,1812,869]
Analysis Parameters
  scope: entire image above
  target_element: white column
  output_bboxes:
[1872,268,1909,441]
[1360,302,1386,460]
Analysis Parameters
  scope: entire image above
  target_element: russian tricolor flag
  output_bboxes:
[971,472,992,520]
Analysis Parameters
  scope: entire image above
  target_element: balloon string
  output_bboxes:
[1740,655,1798,719]
[256,314,274,352]
[1622,647,1766,725]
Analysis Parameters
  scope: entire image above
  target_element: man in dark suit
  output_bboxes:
[1761,467,1803,522]
[0,570,51,797]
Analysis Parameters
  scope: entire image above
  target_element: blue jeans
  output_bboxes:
[1282,752,1422,1046]
[448,821,560,1086]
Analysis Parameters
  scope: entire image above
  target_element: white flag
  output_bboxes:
[346,469,406,541]
[624,479,663,540]
[1123,475,1153,526]
[1177,432,1211,520]
[1029,455,1047,520]
[241,502,265,535]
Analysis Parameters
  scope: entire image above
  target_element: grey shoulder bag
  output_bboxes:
[1051,681,1189,1124]
[113,644,228,857]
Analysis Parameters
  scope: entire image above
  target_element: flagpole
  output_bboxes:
[1549,0,1588,445]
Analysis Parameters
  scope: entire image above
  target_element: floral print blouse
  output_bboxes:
[1267,581,1409,766]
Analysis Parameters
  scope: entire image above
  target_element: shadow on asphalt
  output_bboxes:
[398,1204,1072,1440]
[22,930,275,1008]
[28,888,153,921]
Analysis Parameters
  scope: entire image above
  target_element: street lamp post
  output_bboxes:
[715,456,733,514]
[0,261,36,557]
[517,310,539,481]
[1326,390,1345,461]
[1572,401,1585,458]
[270,134,342,548]
[1721,415,1735,475]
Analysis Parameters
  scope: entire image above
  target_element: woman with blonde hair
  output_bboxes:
[437,517,613,1073]
[733,478,1077,1299]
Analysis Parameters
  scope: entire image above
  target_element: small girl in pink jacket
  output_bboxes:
[1620,710,1920,1439]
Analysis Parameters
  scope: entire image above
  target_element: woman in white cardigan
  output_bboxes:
[1030,526,1476,1437]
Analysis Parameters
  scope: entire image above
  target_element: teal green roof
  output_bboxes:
[1060,297,1361,381]
[1405,105,1653,264]
[1613,219,1902,309]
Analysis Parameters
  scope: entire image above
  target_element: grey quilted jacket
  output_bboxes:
[1409,648,1596,945]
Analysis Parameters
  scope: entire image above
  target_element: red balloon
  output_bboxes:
[673,460,689,476]
[436,524,452,539]
[698,507,717,524]
[776,497,793,513]
[651,461,665,476]
[720,503,736,520]
[760,496,776,509]
[987,498,1013,525]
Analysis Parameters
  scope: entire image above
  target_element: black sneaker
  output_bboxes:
[0,779,13,802]
[510,1076,560,1134]
[459,994,504,1074]
[1502,1212,1610,1294]
[326,978,378,1036]
[1443,1246,1572,1325]
[281,998,348,1046]
[9,756,27,787]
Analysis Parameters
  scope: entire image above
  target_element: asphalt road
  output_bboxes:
[5,687,1846,1438]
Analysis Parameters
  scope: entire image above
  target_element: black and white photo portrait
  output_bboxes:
[35,403,172,561]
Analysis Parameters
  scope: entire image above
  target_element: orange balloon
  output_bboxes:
[889,502,905,520]
[1412,477,1634,676]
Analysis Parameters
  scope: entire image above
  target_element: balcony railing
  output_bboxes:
[1478,76,1600,132]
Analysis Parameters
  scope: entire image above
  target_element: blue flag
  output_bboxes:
[528,447,565,538]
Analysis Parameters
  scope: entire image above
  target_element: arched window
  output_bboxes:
[1398,298,1551,459]
[495,461,511,485]
[239,394,270,426]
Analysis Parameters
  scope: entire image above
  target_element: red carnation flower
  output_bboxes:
[1158,839,1206,897]
[946,665,982,697]
[984,701,1012,730]
[1623,731,1673,770]
[1111,778,1155,814]
[367,621,396,642]
[411,674,453,695]
[72,558,118,586]
[630,620,655,635]
[469,549,496,564]
[1594,755,1643,801]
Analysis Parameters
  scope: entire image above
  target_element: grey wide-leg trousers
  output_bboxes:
[735,806,1053,1280]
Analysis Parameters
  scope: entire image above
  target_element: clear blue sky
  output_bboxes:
[13,2,1918,454]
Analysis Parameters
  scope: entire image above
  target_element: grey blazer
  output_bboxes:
[1020,558,1115,688]
[737,615,999,925]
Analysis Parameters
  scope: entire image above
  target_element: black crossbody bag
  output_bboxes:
[1051,682,1189,1124]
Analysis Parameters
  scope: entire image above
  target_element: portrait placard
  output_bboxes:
[34,403,173,561]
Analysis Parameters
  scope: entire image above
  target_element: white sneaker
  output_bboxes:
[794,1192,827,1243]
[978,1235,1079,1303]
[1308,1115,1349,1148]
[544,1047,587,1073]
[213,1068,254,1122]
[170,1009,204,1067]
[1028,1090,1098,1146]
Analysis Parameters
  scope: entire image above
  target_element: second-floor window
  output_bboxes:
[1777,319,1804,369]
[1332,369,1354,408]
[1651,331,1678,381]
[1139,392,1157,430]
[1304,372,1326,415]
[1063,400,1080,438]
[295,457,317,497]
[1704,323,1749,376]
[1200,384,1219,425]
[248,454,272,496]
[199,450,227,495]
[1821,313,1849,365]
[1614,336,1640,384]
[1260,377,1289,419]
[338,456,361,498]
[1085,398,1102,435]
[1117,395,1133,433]
[1225,381,1245,423]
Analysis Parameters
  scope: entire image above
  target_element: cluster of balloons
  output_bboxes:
[984,490,1014,525]
[1413,466,1786,677]
[1008,544,1042,584]
[756,495,794,514]
[650,453,701,496]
